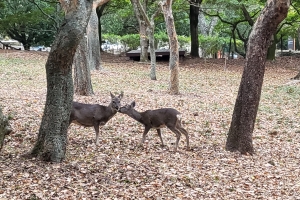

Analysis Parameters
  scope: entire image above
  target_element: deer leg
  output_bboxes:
[168,126,181,151]
[156,129,164,147]
[141,126,151,144]
[178,126,190,150]
[94,124,100,145]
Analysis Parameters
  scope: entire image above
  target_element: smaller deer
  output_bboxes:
[119,101,190,151]
[69,91,123,145]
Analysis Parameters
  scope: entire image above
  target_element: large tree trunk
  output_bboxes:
[226,0,290,155]
[73,35,94,96]
[131,0,149,62]
[0,107,12,152]
[161,0,179,94]
[190,0,201,58]
[27,0,102,162]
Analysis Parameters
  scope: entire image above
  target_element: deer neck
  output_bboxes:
[108,103,117,114]
[129,109,143,124]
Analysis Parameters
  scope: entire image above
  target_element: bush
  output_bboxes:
[198,35,229,57]
[120,34,140,50]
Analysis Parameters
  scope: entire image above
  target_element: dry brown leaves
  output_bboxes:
[0,50,300,199]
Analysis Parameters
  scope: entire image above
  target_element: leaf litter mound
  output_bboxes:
[0,50,300,199]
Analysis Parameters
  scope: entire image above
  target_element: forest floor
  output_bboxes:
[0,49,300,199]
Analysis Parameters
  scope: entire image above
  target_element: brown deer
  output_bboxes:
[69,91,123,145]
[119,101,190,151]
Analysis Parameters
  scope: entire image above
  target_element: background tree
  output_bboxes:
[27,0,109,163]
[131,0,161,80]
[201,0,263,58]
[73,1,109,95]
[189,0,202,58]
[226,0,290,155]
[0,0,62,49]
[87,2,103,70]
[100,0,136,36]
[73,35,94,96]
[132,0,149,62]
[96,2,109,51]
[160,0,179,94]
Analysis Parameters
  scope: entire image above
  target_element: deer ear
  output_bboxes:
[131,101,136,108]
[119,91,124,99]
[110,92,115,98]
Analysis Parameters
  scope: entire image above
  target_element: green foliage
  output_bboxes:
[120,34,140,50]
[198,35,229,57]
[101,0,137,35]
[177,35,190,48]
[0,0,62,48]
[102,34,121,44]
[102,32,190,51]
[154,31,169,45]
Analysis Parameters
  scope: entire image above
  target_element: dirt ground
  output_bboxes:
[0,49,300,199]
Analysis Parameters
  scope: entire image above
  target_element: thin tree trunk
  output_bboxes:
[190,0,201,58]
[267,34,277,60]
[226,0,290,155]
[131,0,149,62]
[96,2,108,52]
[160,0,179,94]
[131,0,160,80]
[148,26,157,80]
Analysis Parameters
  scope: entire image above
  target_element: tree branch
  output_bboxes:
[28,0,60,30]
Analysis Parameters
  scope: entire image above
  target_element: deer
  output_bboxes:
[119,101,190,151]
[69,91,124,145]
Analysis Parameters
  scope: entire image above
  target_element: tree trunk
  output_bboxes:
[267,35,277,60]
[27,0,94,162]
[73,35,94,96]
[0,107,12,152]
[87,3,102,70]
[131,0,149,62]
[226,0,290,155]
[160,0,179,94]
[148,26,157,80]
[190,0,201,58]
[96,2,109,52]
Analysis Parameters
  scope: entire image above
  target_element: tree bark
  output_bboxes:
[73,35,94,96]
[148,26,157,80]
[87,3,102,70]
[190,0,201,58]
[0,107,12,152]
[131,0,149,62]
[131,0,160,80]
[267,34,278,60]
[160,0,179,94]
[27,0,108,162]
[226,0,290,155]
[96,2,109,52]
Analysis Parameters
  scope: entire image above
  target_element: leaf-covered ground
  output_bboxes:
[0,50,300,199]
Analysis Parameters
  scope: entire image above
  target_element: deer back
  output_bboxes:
[142,108,181,128]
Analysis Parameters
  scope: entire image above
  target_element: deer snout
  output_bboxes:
[118,106,125,113]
